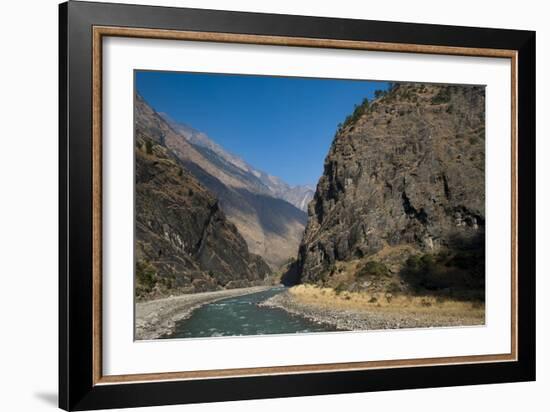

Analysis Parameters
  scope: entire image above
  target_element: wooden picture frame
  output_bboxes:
[59,1,535,410]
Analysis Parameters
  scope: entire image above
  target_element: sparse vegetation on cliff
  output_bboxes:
[287,82,486,307]
[338,97,370,131]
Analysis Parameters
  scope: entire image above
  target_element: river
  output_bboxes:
[165,287,338,339]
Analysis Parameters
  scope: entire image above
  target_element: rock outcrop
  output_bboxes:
[289,83,485,293]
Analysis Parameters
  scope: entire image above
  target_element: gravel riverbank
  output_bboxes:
[260,290,485,331]
[135,286,272,340]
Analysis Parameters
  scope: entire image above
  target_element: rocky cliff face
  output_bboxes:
[136,95,307,268]
[135,133,271,300]
[290,83,485,294]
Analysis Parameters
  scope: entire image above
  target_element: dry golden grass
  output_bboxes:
[288,284,484,320]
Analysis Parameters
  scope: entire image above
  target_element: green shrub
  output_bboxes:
[447,250,484,279]
[145,140,154,155]
[334,283,347,295]
[357,261,389,278]
[400,246,485,302]
[136,260,157,297]
[338,97,370,131]
[401,90,413,100]
[374,89,386,99]
[405,255,422,270]
[420,254,436,268]
[387,281,402,294]
[403,253,448,291]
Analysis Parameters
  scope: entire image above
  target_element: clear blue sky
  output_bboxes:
[136,71,388,186]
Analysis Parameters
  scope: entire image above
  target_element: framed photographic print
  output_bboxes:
[59,1,536,410]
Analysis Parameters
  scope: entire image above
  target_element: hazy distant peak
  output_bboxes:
[158,112,315,212]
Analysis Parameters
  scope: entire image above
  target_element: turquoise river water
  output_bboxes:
[166,287,338,339]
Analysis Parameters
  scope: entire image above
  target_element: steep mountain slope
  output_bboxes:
[136,95,307,268]
[287,83,485,298]
[160,113,315,212]
[135,133,271,300]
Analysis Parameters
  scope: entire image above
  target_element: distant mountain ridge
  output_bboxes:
[136,95,308,269]
[159,112,315,212]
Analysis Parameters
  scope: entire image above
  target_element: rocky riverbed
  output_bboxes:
[135,286,272,340]
[259,289,485,331]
